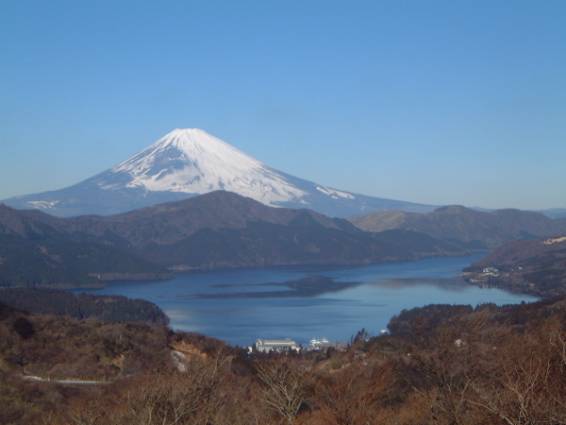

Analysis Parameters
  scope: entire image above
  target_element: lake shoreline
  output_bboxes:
[76,254,536,346]
[67,251,489,290]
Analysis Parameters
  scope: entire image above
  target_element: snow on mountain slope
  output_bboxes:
[3,128,434,217]
[107,128,306,205]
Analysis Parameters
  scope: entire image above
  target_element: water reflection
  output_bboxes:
[375,277,469,292]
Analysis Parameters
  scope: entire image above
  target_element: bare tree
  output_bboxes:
[550,329,566,370]
[256,361,306,425]
[119,352,227,425]
[467,345,562,425]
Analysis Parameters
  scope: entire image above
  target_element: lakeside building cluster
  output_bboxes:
[253,337,347,354]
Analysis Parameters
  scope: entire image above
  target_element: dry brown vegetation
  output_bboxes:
[1,298,566,425]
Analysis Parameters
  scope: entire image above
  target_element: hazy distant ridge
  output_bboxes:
[351,205,566,248]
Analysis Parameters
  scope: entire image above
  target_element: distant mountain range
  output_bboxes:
[2,128,432,218]
[0,191,465,288]
[350,205,566,248]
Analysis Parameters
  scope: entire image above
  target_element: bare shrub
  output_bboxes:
[256,360,307,425]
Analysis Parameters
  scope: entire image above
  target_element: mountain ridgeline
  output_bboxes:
[3,128,432,218]
[351,205,566,248]
[0,191,465,288]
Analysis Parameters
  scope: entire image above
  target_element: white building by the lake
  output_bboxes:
[255,338,300,353]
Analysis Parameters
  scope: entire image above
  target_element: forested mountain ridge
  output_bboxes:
[0,192,466,287]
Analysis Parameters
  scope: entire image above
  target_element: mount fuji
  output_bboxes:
[3,128,433,217]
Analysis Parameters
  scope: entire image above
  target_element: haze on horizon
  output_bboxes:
[1,0,565,210]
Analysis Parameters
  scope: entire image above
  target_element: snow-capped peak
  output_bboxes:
[4,127,433,217]
[143,128,265,171]
[156,128,238,151]
[107,128,306,205]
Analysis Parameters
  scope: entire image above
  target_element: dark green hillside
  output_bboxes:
[0,234,166,288]
[0,192,467,287]
[0,288,168,324]
[139,215,465,269]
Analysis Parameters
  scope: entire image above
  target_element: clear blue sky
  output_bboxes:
[1,0,565,209]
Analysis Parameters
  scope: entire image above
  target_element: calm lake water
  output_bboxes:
[81,254,536,346]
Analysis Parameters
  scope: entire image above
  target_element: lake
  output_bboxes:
[80,254,536,346]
